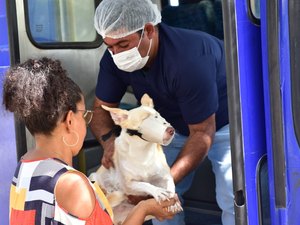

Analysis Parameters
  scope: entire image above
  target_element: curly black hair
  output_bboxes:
[2,57,82,135]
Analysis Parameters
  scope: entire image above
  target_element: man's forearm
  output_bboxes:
[170,130,214,184]
[90,97,119,145]
[90,109,114,144]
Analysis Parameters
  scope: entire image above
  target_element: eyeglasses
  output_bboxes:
[78,110,94,125]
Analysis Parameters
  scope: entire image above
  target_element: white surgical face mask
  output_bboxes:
[109,29,152,72]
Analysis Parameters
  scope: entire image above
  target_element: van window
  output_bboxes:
[25,0,100,47]
[161,0,224,40]
[250,0,260,20]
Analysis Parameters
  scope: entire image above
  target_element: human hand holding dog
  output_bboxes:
[101,138,115,168]
[143,198,180,221]
[122,198,180,225]
[127,193,180,204]
[127,194,183,213]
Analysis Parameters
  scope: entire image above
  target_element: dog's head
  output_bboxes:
[102,94,175,146]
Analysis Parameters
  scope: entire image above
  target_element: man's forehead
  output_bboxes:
[104,33,138,45]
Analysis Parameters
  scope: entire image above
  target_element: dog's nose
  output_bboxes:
[166,127,175,136]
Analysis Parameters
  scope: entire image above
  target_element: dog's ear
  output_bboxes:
[141,93,154,108]
[102,105,128,125]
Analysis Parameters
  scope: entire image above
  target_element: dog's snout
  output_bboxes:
[166,127,175,136]
[163,126,175,145]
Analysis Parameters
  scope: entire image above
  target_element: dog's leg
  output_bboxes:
[165,179,183,213]
[126,181,183,213]
[125,181,173,202]
[155,177,183,213]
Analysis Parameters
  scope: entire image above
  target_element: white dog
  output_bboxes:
[89,94,182,224]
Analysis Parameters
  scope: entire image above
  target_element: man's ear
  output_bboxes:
[144,23,155,39]
[102,105,129,125]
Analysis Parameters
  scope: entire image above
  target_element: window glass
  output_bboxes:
[169,0,179,7]
[250,0,260,19]
[161,0,224,40]
[26,0,97,44]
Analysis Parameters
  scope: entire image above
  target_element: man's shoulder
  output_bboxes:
[159,23,222,56]
[160,22,220,40]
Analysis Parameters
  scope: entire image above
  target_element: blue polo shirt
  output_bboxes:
[95,23,228,136]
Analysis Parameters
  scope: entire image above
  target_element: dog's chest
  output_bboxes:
[114,132,171,187]
[118,156,165,178]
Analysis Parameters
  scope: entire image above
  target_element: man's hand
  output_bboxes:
[101,138,115,168]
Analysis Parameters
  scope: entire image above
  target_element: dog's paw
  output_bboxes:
[167,201,183,213]
[151,188,174,202]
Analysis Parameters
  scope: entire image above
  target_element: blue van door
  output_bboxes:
[223,0,267,224]
[0,0,18,224]
[260,0,300,224]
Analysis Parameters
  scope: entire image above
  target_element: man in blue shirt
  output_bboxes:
[90,0,234,224]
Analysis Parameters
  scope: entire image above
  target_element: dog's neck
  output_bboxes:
[101,125,149,143]
[120,129,152,146]
[117,129,160,161]
[126,128,149,142]
[101,125,122,142]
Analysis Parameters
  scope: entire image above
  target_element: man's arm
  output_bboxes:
[170,114,216,184]
[90,96,119,168]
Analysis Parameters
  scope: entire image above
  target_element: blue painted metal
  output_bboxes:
[277,0,300,218]
[261,0,300,224]
[0,0,17,224]
[235,0,266,224]
[259,0,278,224]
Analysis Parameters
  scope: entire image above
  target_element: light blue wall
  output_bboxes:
[0,1,17,224]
